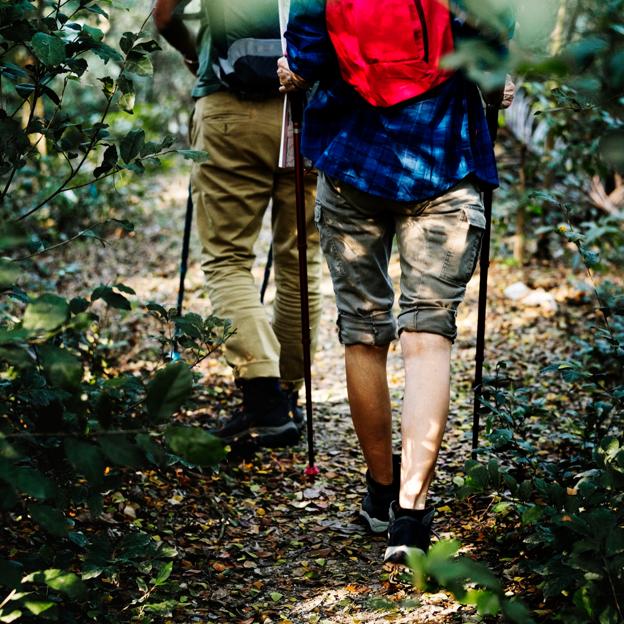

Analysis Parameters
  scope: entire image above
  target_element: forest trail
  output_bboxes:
[71,172,583,623]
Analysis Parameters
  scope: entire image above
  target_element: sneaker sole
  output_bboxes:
[359,509,389,534]
[383,544,426,565]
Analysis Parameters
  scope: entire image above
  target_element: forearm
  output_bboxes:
[153,0,197,63]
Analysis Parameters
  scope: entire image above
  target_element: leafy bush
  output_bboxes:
[456,261,624,622]
[0,1,230,620]
[409,540,535,624]
[0,270,233,620]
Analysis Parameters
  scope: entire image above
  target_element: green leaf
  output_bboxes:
[501,598,535,624]
[521,505,543,525]
[92,42,123,63]
[28,504,69,536]
[146,302,168,320]
[13,467,56,500]
[426,539,461,564]
[114,283,135,295]
[99,76,114,97]
[464,589,500,616]
[152,561,172,586]
[134,40,161,53]
[31,33,66,66]
[119,128,145,163]
[85,4,108,17]
[125,50,153,76]
[0,560,24,590]
[117,75,135,112]
[64,439,105,483]
[98,435,143,467]
[112,219,135,232]
[25,569,86,600]
[146,362,193,422]
[0,611,22,623]
[69,297,90,314]
[23,601,55,616]
[82,24,104,42]
[39,345,83,390]
[93,144,118,178]
[269,591,283,602]
[581,249,600,269]
[1,62,28,79]
[0,259,19,289]
[118,90,135,113]
[91,285,131,310]
[119,31,138,54]
[135,433,167,466]
[177,149,209,162]
[0,434,19,461]
[22,294,69,332]
[165,426,227,467]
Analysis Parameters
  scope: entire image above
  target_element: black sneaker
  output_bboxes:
[384,502,435,565]
[211,395,300,448]
[359,453,401,533]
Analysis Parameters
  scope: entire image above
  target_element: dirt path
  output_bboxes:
[69,172,589,623]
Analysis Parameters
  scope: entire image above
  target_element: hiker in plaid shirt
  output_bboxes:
[279,0,514,563]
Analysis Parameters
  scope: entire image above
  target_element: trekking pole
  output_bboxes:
[289,91,318,477]
[472,104,499,458]
[172,181,194,361]
[260,244,273,304]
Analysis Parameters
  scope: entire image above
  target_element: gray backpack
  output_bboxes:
[207,0,282,98]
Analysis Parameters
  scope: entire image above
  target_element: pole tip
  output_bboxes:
[304,465,320,477]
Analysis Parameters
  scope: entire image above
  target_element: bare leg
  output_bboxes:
[345,344,394,486]
[399,331,452,509]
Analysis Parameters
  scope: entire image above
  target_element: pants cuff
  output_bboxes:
[337,312,397,346]
[397,307,457,343]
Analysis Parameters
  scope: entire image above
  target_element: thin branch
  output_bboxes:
[43,0,75,20]
[14,10,154,222]
[12,228,107,261]
[62,168,123,192]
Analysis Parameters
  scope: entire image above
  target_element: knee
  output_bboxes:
[400,331,452,359]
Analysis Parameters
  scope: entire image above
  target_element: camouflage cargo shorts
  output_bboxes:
[314,173,487,345]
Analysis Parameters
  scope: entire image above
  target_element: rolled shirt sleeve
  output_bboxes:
[285,0,336,83]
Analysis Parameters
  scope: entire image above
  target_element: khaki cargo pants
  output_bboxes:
[190,91,321,383]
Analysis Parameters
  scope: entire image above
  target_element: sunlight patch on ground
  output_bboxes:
[286,585,464,623]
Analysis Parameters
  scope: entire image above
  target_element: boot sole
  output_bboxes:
[219,421,300,448]
[251,422,300,448]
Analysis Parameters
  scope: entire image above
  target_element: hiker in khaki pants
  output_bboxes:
[154,0,322,447]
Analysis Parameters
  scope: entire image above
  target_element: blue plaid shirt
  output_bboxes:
[285,1,499,202]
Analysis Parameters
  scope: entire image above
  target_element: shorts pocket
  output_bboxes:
[441,204,486,286]
[313,202,322,228]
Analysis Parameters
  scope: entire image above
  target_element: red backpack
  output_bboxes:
[325,0,455,107]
